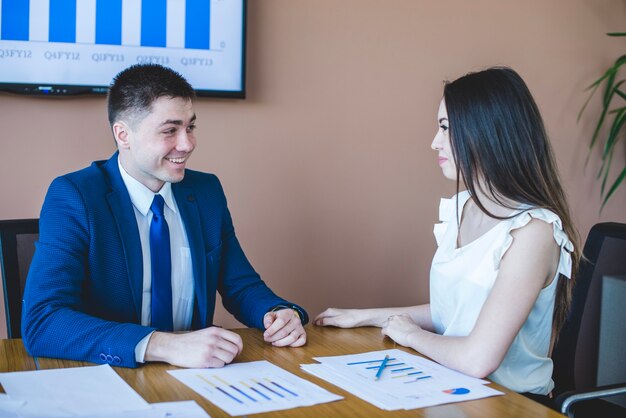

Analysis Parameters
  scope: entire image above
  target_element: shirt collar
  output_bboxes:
[118,158,177,216]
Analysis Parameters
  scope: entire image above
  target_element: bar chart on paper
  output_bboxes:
[347,355,436,384]
[301,349,504,410]
[168,361,342,416]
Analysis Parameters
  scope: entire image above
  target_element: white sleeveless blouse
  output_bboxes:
[430,191,573,395]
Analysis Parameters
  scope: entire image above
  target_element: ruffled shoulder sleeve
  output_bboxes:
[433,191,471,246]
[494,207,574,278]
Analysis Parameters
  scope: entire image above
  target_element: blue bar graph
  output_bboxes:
[1,0,216,50]
[185,0,210,50]
[1,0,30,41]
[141,0,166,47]
[96,0,122,45]
[49,0,76,43]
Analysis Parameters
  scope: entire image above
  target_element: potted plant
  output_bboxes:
[579,32,626,209]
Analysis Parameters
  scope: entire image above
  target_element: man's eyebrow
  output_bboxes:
[438,117,448,124]
[160,114,197,126]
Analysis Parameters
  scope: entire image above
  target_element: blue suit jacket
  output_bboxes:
[22,153,307,367]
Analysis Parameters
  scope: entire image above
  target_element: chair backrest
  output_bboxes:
[552,222,626,396]
[0,219,39,338]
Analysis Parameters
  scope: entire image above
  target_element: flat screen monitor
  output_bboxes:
[0,0,246,98]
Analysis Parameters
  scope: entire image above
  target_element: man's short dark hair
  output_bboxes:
[107,64,195,127]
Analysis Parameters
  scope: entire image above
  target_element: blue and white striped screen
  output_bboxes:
[1,0,211,49]
[0,0,244,95]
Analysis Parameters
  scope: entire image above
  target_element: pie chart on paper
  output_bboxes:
[443,388,471,395]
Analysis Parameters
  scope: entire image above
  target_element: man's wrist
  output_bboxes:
[135,331,156,363]
[144,331,172,363]
[269,304,307,324]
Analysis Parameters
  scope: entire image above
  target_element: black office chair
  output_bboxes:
[0,219,39,338]
[552,222,626,418]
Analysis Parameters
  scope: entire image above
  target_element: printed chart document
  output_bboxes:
[301,349,504,410]
[169,360,342,416]
[0,364,150,417]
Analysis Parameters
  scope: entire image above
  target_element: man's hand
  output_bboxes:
[145,327,243,368]
[263,309,306,347]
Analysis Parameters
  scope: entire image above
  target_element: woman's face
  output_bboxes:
[431,99,457,181]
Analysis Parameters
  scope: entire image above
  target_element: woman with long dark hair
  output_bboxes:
[315,67,580,397]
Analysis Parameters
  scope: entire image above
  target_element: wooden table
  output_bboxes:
[1,325,564,417]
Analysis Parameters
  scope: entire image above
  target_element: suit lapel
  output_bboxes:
[173,182,208,328]
[102,153,143,321]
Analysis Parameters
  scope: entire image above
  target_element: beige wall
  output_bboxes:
[1,0,625,338]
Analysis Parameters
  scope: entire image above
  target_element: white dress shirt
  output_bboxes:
[118,160,195,362]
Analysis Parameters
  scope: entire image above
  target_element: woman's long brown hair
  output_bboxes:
[443,67,581,341]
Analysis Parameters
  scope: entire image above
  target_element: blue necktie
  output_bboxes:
[150,195,173,331]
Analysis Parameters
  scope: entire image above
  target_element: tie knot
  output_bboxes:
[151,194,166,218]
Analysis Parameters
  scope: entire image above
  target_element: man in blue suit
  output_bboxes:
[22,64,308,368]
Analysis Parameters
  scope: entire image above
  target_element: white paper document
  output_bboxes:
[168,360,342,416]
[0,364,149,417]
[0,399,210,418]
[0,393,26,418]
[301,349,504,410]
[79,401,212,418]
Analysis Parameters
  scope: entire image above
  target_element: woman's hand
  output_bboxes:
[381,313,422,347]
[314,308,370,328]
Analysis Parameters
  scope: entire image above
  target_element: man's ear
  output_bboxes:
[112,121,131,149]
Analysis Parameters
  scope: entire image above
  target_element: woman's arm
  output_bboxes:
[315,304,434,331]
[383,218,559,378]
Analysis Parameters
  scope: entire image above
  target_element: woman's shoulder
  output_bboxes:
[509,207,571,247]
[501,207,574,279]
[508,215,555,246]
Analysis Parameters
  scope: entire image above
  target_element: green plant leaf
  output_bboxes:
[597,148,609,189]
[603,81,626,116]
[587,67,612,91]
[579,57,626,121]
[578,82,602,121]
[609,79,626,101]
[585,65,618,94]
[586,55,626,90]
[608,105,626,114]
[603,107,626,158]
[601,167,626,211]
[616,86,626,101]
[580,47,626,208]
[603,71,616,106]
[588,76,626,156]
[607,32,626,36]
[589,98,610,153]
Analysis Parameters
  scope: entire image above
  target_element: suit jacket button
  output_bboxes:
[99,353,107,361]
[106,355,114,363]
[113,356,121,364]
